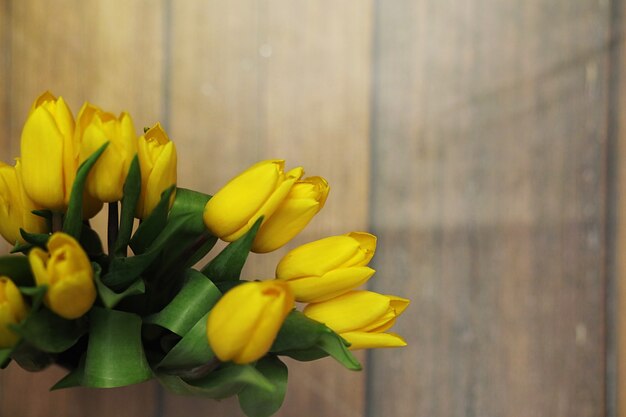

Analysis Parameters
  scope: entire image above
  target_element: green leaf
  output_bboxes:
[271,311,361,371]
[316,332,361,371]
[101,250,161,290]
[79,224,104,257]
[0,256,34,287]
[19,285,48,310]
[94,264,145,309]
[10,342,55,371]
[11,309,87,353]
[238,356,288,417]
[271,310,328,352]
[200,217,262,281]
[83,307,152,388]
[63,142,109,238]
[157,312,214,371]
[19,230,49,248]
[158,363,274,400]
[51,357,85,390]
[0,348,11,369]
[145,269,221,336]
[129,186,175,255]
[114,155,141,256]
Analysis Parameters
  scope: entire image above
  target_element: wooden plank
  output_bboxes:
[0,1,165,416]
[369,1,610,417]
[0,1,12,255]
[614,1,626,415]
[165,1,372,416]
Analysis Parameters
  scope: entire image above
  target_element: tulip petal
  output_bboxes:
[286,267,375,303]
[303,291,390,333]
[340,331,407,350]
[20,106,67,210]
[344,232,376,266]
[46,270,96,319]
[28,248,51,287]
[276,235,366,279]
[204,160,285,239]
[141,141,177,219]
[0,304,19,348]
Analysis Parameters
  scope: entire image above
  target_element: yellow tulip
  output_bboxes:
[203,160,304,242]
[136,123,177,219]
[0,160,48,245]
[20,92,75,211]
[0,277,28,348]
[251,176,329,253]
[303,290,409,349]
[275,232,376,302]
[29,232,95,319]
[207,280,294,364]
[76,102,137,202]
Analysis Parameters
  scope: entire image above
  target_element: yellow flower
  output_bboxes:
[303,291,409,349]
[251,176,329,253]
[29,232,96,319]
[275,232,376,302]
[0,277,28,348]
[136,123,177,219]
[76,102,137,202]
[203,160,304,242]
[207,280,294,364]
[0,160,48,245]
[20,92,75,211]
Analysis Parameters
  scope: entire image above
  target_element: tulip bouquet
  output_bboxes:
[0,92,409,417]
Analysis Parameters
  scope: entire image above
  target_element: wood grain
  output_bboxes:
[0,1,165,416]
[166,1,372,416]
[368,1,610,416]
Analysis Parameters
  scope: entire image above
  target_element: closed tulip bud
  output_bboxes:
[207,280,294,364]
[203,160,304,242]
[20,92,76,211]
[276,232,376,302]
[251,176,329,253]
[136,123,177,219]
[0,277,28,348]
[0,160,48,245]
[304,291,409,350]
[29,232,96,319]
[76,102,138,202]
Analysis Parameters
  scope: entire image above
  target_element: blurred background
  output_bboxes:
[0,0,622,416]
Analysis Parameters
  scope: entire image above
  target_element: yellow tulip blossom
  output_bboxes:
[29,233,96,319]
[275,232,376,302]
[203,160,304,242]
[136,123,177,219]
[76,102,137,203]
[0,277,28,348]
[0,160,48,245]
[20,92,76,211]
[251,176,329,253]
[207,280,295,364]
[303,290,409,349]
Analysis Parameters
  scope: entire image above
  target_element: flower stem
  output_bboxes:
[108,202,119,255]
[52,212,63,233]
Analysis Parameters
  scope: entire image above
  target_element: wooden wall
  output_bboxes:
[0,1,621,416]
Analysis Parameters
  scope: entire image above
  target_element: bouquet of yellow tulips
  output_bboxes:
[0,92,409,417]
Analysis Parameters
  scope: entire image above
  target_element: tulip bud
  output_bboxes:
[207,280,294,364]
[0,277,28,348]
[203,160,304,242]
[136,123,177,219]
[76,102,138,202]
[0,160,48,245]
[20,92,76,211]
[251,176,329,253]
[275,232,375,302]
[303,290,409,349]
[28,232,96,319]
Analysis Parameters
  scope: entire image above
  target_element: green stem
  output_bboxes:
[108,202,119,255]
[52,212,63,233]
